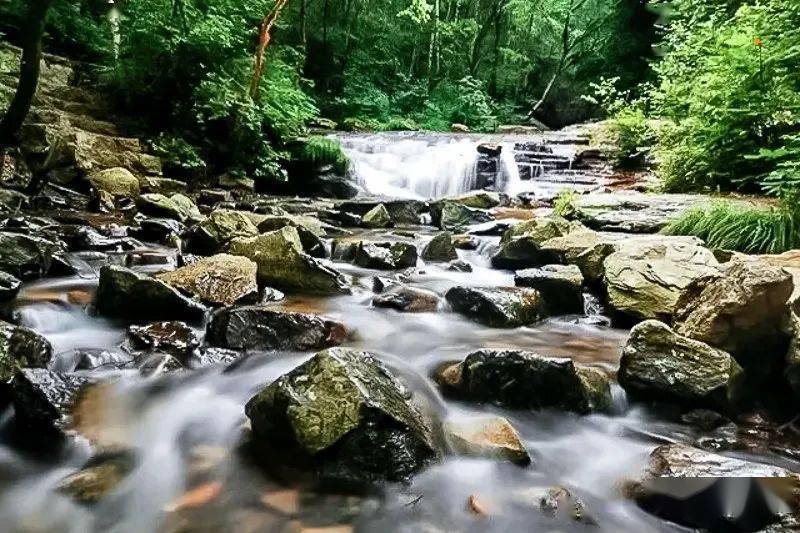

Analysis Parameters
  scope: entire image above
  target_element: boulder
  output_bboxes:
[539,230,623,282]
[255,214,327,237]
[136,193,184,221]
[128,321,201,361]
[640,442,797,478]
[444,416,530,465]
[88,167,140,198]
[619,320,743,408]
[447,259,473,272]
[421,231,458,262]
[95,265,206,321]
[571,192,712,233]
[604,239,719,321]
[206,307,348,351]
[130,218,184,245]
[337,198,425,225]
[0,232,63,279]
[453,234,479,250]
[58,451,135,504]
[245,347,437,483]
[156,254,258,307]
[228,227,350,294]
[674,260,793,364]
[138,176,188,195]
[185,209,259,254]
[441,349,612,413]
[353,241,418,270]
[361,204,392,228]
[372,286,440,312]
[0,271,21,301]
[515,265,583,315]
[491,217,578,270]
[11,369,92,440]
[437,202,494,231]
[445,286,543,328]
[169,193,203,223]
[0,320,53,384]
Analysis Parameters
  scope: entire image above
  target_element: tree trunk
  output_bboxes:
[0,0,53,148]
[250,0,291,99]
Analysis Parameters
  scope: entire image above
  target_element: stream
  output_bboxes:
[0,133,796,532]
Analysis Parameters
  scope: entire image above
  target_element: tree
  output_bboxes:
[0,0,54,147]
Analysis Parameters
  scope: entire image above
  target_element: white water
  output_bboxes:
[339,133,521,199]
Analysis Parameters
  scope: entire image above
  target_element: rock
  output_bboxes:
[674,260,793,364]
[136,193,185,221]
[539,230,620,282]
[0,232,63,279]
[0,271,21,301]
[421,232,458,262]
[372,286,440,312]
[58,451,135,504]
[514,265,583,315]
[95,265,206,321]
[447,259,472,272]
[128,321,201,361]
[491,217,577,270]
[361,204,392,228]
[604,239,719,321]
[130,218,184,245]
[218,173,255,190]
[437,202,494,231]
[619,320,744,408]
[536,486,594,525]
[206,307,348,351]
[196,189,232,207]
[255,214,327,237]
[477,143,502,157]
[453,234,479,250]
[11,369,92,439]
[228,227,350,294]
[156,254,258,307]
[88,167,140,198]
[642,442,797,478]
[353,241,418,270]
[442,349,612,414]
[170,193,203,223]
[451,123,470,132]
[571,192,712,233]
[245,347,437,483]
[445,286,543,328]
[138,176,188,195]
[0,320,53,384]
[185,209,259,254]
[444,416,530,465]
[337,199,426,225]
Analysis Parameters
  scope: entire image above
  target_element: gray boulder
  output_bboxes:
[185,209,259,254]
[127,321,200,362]
[95,265,206,321]
[361,203,392,228]
[0,232,63,279]
[619,320,743,408]
[156,254,258,307]
[439,349,612,414]
[206,307,348,351]
[491,217,578,270]
[515,264,583,315]
[372,286,440,312]
[245,347,438,483]
[0,320,53,384]
[353,241,417,270]
[444,416,530,465]
[437,202,494,231]
[445,286,543,327]
[421,231,458,262]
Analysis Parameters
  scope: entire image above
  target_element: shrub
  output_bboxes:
[662,201,800,254]
[293,136,349,175]
[553,189,578,217]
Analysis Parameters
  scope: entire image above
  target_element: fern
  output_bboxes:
[662,201,800,254]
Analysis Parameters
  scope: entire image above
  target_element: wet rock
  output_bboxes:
[536,486,595,524]
[128,321,201,361]
[431,192,502,225]
[442,349,612,414]
[491,217,577,270]
[156,254,258,307]
[0,188,29,212]
[245,347,438,483]
[138,176,188,195]
[69,226,141,252]
[604,239,719,321]
[53,348,134,372]
[447,259,472,272]
[372,286,440,312]
[228,227,350,294]
[95,265,206,321]
[192,347,242,369]
[88,167,140,198]
[170,193,203,223]
[571,192,712,233]
[136,193,185,221]
[453,234,479,250]
[0,232,63,279]
[353,241,418,270]
[514,265,583,315]
[0,271,21,301]
[184,209,259,254]
[437,202,494,231]
[421,232,458,262]
[477,143,502,157]
[361,204,392,228]
[11,369,92,438]
[196,188,232,207]
[0,320,53,383]
[338,198,426,225]
[642,442,798,478]
[445,286,543,328]
[443,416,530,465]
[130,217,184,245]
[58,450,135,504]
[674,260,793,364]
[207,306,348,351]
[619,320,744,408]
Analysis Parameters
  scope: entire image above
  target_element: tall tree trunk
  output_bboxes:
[0,0,53,148]
[250,0,291,99]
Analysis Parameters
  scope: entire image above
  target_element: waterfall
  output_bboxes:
[339,133,479,199]
[495,142,521,196]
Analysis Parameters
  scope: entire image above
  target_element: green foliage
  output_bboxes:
[663,201,800,254]
[294,136,350,175]
[553,189,578,217]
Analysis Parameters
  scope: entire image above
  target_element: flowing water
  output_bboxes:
[0,134,796,532]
